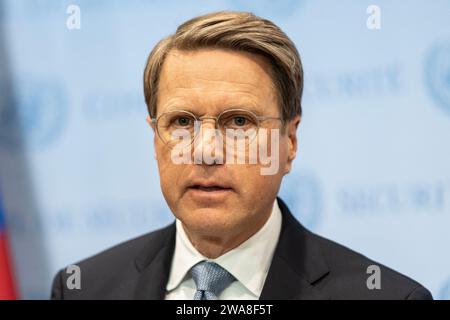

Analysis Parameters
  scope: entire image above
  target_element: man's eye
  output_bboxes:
[174,117,192,126]
[233,116,248,126]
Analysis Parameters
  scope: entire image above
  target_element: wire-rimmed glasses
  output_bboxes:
[150,108,282,147]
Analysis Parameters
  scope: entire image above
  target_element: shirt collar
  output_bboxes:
[166,199,282,297]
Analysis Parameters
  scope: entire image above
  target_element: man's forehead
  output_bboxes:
[157,49,278,113]
[159,49,274,88]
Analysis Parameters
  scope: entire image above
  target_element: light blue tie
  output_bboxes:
[191,261,236,300]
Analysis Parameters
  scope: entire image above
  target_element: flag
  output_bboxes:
[0,195,17,299]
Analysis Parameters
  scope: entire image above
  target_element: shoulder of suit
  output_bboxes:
[303,228,432,299]
[69,223,174,275]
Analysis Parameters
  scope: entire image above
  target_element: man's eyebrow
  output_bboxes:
[162,104,266,115]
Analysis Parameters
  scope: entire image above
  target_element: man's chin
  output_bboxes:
[180,210,237,236]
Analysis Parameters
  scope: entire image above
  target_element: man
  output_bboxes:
[51,11,432,300]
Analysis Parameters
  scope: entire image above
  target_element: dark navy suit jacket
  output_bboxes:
[51,198,433,300]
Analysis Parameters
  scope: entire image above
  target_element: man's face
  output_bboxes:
[149,48,299,240]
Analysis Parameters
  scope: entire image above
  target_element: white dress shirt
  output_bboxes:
[165,199,282,300]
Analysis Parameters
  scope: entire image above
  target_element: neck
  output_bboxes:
[181,206,273,259]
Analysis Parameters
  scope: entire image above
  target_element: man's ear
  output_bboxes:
[146,116,158,160]
[284,115,301,174]
[146,116,155,131]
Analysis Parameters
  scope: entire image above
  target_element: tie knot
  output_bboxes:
[191,261,235,299]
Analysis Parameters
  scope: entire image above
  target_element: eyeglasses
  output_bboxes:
[150,108,282,146]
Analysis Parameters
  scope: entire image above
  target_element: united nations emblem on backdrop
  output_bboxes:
[425,42,450,114]
[0,80,67,150]
[279,171,323,230]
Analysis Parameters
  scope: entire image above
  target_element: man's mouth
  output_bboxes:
[189,185,232,192]
[186,181,233,200]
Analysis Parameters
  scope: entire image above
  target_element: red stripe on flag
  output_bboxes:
[0,232,17,300]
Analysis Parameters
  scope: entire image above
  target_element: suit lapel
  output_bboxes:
[133,223,176,299]
[260,197,330,300]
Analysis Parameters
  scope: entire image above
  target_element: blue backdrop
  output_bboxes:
[0,0,449,299]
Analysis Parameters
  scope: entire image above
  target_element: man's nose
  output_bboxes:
[193,120,223,165]
[198,118,217,131]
